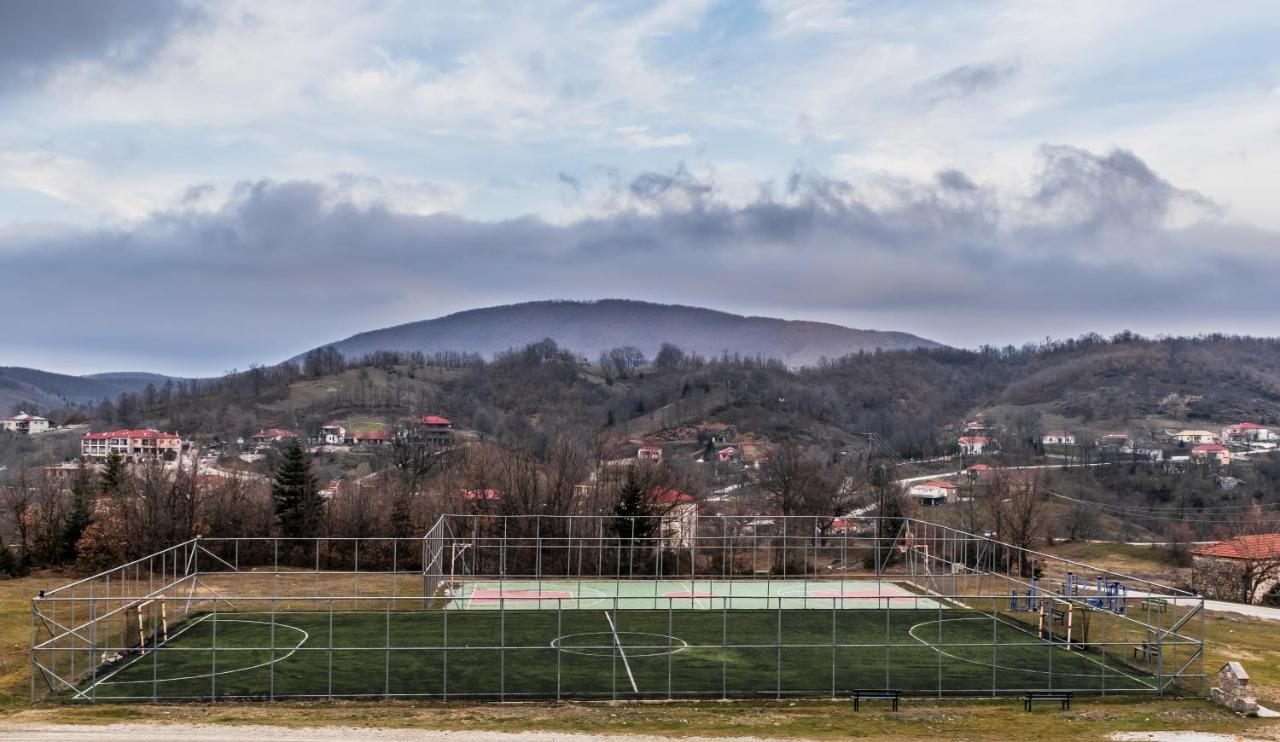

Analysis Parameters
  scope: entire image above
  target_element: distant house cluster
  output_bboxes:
[311,415,453,448]
[81,429,182,461]
[3,412,48,435]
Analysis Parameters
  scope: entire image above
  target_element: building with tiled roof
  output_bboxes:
[3,412,49,435]
[1192,534,1280,604]
[81,429,182,460]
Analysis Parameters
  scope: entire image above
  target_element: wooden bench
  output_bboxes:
[1133,641,1161,664]
[1022,691,1072,711]
[1141,598,1169,613]
[851,689,901,711]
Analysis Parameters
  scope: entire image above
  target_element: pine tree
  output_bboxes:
[612,467,655,546]
[100,450,128,498]
[62,460,96,562]
[0,530,18,577]
[272,438,324,538]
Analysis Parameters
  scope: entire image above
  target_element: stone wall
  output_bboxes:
[1211,661,1258,716]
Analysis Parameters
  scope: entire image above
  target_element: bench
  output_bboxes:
[1141,598,1169,613]
[1133,641,1161,664]
[851,689,901,712]
[1022,691,1072,711]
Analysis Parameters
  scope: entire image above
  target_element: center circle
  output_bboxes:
[550,631,689,658]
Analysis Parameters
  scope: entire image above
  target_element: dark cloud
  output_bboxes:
[916,61,1018,107]
[0,147,1272,375]
[0,0,204,94]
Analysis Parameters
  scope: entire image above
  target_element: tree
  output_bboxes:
[61,460,96,562]
[100,451,128,498]
[613,467,655,547]
[0,530,19,577]
[272,438,324,538]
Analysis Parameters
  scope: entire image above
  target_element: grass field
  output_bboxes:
[78,605,1159,701]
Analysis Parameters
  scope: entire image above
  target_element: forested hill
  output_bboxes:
[0,368,179,417]
[293,300,942,367]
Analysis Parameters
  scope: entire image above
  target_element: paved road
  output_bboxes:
[0,725,778,742]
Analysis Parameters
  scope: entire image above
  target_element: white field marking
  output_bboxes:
[982,612,1157,688]
[97,619,310,686]
[550,631,689,658]
[602,611,639,694]
[684,580,707,610]
[74,612,215,699]
[906,617,1156,689]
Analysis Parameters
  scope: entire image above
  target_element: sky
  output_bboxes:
[1,0,1280,376]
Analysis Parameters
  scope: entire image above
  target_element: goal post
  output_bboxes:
[133,595,169,652]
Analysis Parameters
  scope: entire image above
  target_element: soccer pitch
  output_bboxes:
[79,579,1158,701]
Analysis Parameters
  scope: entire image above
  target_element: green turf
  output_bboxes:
[73,607,1162,701]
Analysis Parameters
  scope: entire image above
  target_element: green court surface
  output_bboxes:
[447,579,944,610]
[79,604,1159,701]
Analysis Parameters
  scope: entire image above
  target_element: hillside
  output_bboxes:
[0,367,178,415]
[294,300,942,366]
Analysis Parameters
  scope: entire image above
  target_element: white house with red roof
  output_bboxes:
[1222,422,1274,442]
[651,488,698,548]
[908,480,958,506]
[319,423,346,445]
[3,412,48,435]
[1042,431,1075,446]
[81,429,181,460]
[958,436,996,455]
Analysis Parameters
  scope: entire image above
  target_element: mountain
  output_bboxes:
[0,367,179,415]
[298,300,942,366]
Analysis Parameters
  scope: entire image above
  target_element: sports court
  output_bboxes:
[30,514,1206,702]
[448,578,943,610]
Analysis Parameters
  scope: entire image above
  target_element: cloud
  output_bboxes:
[915,61,1019,107]
[0,0,205,94]
[1,146,1275,375]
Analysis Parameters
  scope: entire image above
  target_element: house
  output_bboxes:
[1223,423,1275,443]
[352,430,391,446]
[964,421,989,432]
[1042,431,1075,446]
[651,489,698,548]
[1191,534,1280,604]
[81,429,182,460]
[958,436,996,455]
[407,414,453,445]
[908,480,958,506]
[319,424,346,445]
[1217,476,1244,492]
[1173,429,1220,445]
[637,446,663,461]
[716,446,738,463]
[1098,433,1131,452]
[252,428,297,446]
[3,412,49,435]
[1191,443,1231,465]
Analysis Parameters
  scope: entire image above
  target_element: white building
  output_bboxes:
[3,412,49,435]
[1173,429,1219,445]
[1042,431,1075,446]
[958,436,996,455]
[319,424,347,445]
[81,429,182,460]
[1222,423,1274,443]
[652,489,698,548]
[908,480,958,506]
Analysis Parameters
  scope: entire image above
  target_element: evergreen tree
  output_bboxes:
[272,438,324,538]
[100,450,128,498]
[612,467,655,546]
[62,460,96,562]
[0,530,18,577]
